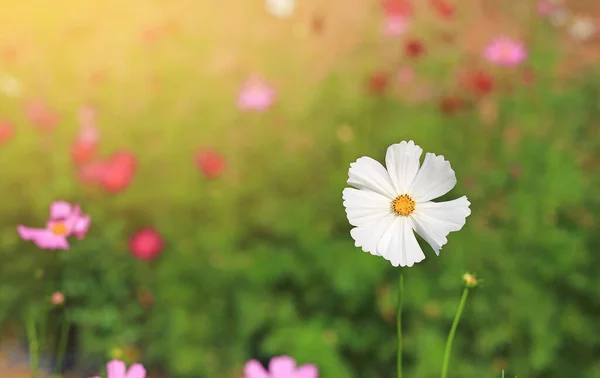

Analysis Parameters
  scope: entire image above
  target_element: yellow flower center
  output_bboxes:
[391,194,415,217]
[51,222,68,236]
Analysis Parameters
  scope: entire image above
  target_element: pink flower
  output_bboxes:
[396,66,414,84]
[0,120,14,146]
[244,356,318,378]
[483,36,527,67]
[51,291,65,305]
[17,201,91,250]
[195,148,227,179]
[237,76,276,111]
[382,0,411,36]
[89,359,146,378]
[25,99,60,131]
[78,105,97,127]
[383,15,408,36]
[129,228,164,261]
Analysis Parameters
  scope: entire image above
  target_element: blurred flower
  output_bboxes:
[265,0,295,18]
[382,0,411,36]
[244,355,318,378]
[51,291,65,306]
[89,359,146,378]
[101,150,138,193]
[71,124,99,166]
[25,99,60,131]
[548,7,569,27]
[464,70,494,96]
[439,95,465,115]
[537,0,564,17]
[311,15,325,35]
[0,120,14,146]
[342,140,471,267]
[367,71,390,95]
[129,228,164,261]
[569,17,597,41]
[396,66,414,84]
[0,72,23,97]
[195,148,227,179]
[142,25,165,44]
[237,76,276,112]
[430,0,454,20]
[462,273,479,288]
[1,44,19,64]
[383,15,409,36]
[382,0,412,18]
[521,68,535,85]
[17,201,91,250]
[483,36,527,67]
[404,39,425,58]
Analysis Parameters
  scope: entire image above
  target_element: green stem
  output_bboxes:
[54,310,70,377]
[396,272,404,378]
[441,288,470,378]
[25,307,39,378]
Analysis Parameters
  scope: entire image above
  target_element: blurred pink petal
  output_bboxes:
[296,364,319,378]
[396,66,414,84]
[124,363,146,378]
[383,15,408,36]
[78,161,109,184]
[17,225,69,250]
[244,360,269,378]
[237,76,276,111]
[483,36,527,67]
[50,201,72,220]
[78,105,97,127]
[72,215,91,239]
[107,360,127,378]
[269,356,296,376]
[25,100,60,131]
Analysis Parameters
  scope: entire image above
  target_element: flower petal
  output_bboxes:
[377,217,425,267]
[269,356,296,376]
[295,364,319,378]
[244,360,269,378]
[385,140,423,194]
[408,153,456,202]
[107,360,127,378]
[50,201,72,220]
[125,363,146,378]
[17,226,69,250]
[72,215,91,239]
[347,156,396,198]
[350,213,396,256]
[411,196,471,255]
[342,188,391,227]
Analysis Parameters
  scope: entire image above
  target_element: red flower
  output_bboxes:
[382,0,413,18]
[0,121,14,145]
[430,0,454,20]
[468,70,494,96]
[521,68,535,86]
[195,149,227,179]
[404,39,425,58]
[129,228,164,261]
[71,140,97,165]
[368,71,390,95]
[101,150,138,193]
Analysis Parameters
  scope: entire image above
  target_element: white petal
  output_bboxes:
[385,140,423,194]
[347,156,397,198]
[411,196,471,255]
[350,213,395,256]
[408,153,457,202]
[376,217,426,267]
[342,188,392,227]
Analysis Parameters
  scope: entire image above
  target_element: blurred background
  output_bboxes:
[1,0,600,377]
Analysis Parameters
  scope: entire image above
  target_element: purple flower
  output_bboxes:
[237,76,276,112]
[89,359,146,378]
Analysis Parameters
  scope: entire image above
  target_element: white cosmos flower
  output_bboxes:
[342,140,471,267]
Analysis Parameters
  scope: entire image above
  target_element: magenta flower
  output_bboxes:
[483,36,527,67]
[244,356,318,378]
[89,359,146,378]
[17,201,91,250]
[237,76,276,111]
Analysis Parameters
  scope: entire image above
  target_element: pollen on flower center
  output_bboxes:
[391,194,415,217]
[51,222,68,236]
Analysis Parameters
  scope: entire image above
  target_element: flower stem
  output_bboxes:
[397,272,404,378]
[441,288,469,378]
[54,310,70,376]
[25,307,39,378]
